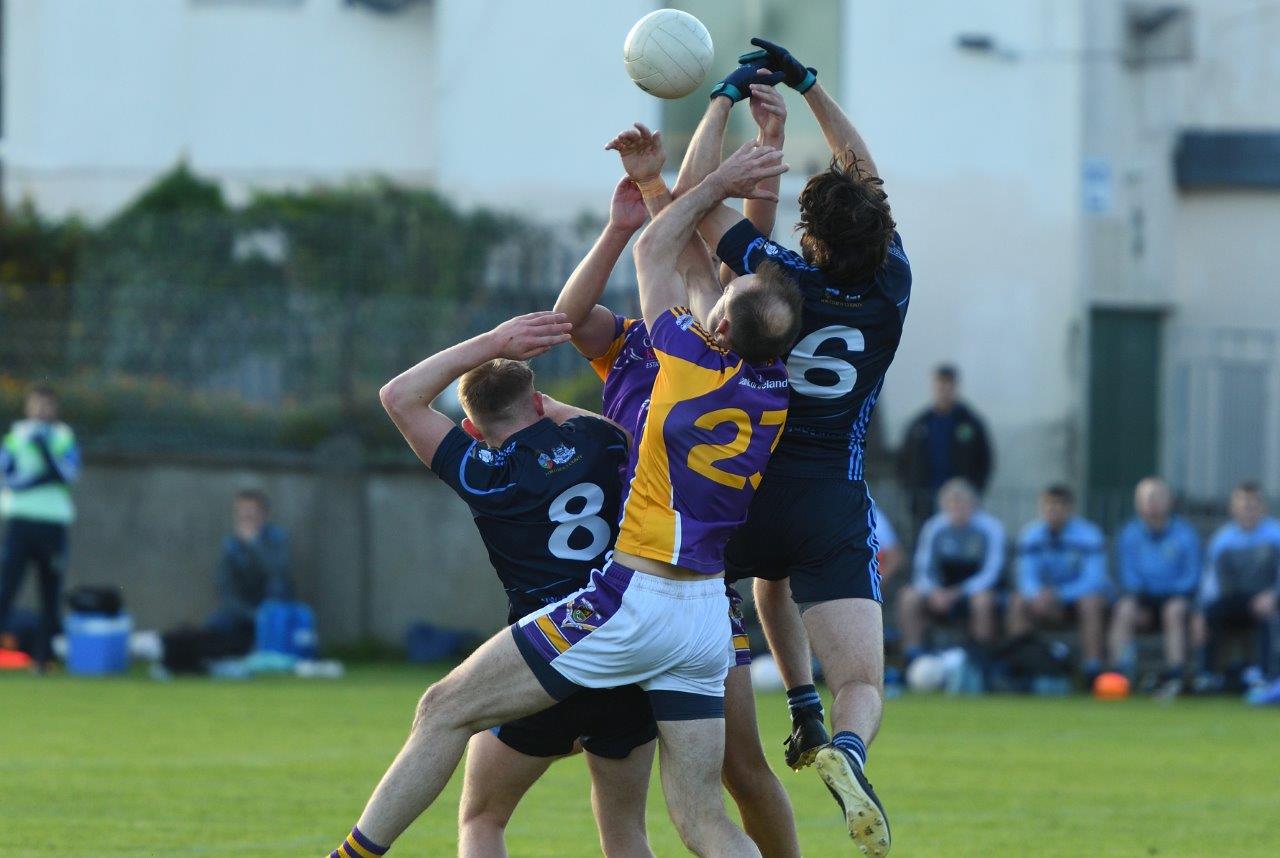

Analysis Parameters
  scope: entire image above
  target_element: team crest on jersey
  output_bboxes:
[473,442,515,466]
[560,596,599,632]
[822,286,863,307]
[537,444,580,472]
[675,312,695,331]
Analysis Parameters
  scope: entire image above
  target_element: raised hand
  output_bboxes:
[604,122,666,182]
[489,312,573,360]
[710,61,785,103]
[710,142,788,202]
[740,37,816,93]
[748,81,787,143]
[608,177,648,232]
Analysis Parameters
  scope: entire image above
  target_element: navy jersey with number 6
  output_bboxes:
[717,219,911,480]
[429,416,628,624]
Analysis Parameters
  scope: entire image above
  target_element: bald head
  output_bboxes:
[720,260,803,364]
[1134,477,1172,527]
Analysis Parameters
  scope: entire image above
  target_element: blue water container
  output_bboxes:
[66,613,132,676]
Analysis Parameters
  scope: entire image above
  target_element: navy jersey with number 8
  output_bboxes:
[430,416,629,624]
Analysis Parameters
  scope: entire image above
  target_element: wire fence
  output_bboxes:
[0,210,639,458]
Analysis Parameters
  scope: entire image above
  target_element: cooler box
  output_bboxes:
[66,613,133,676]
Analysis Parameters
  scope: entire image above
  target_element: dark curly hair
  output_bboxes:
[797,153,896,285]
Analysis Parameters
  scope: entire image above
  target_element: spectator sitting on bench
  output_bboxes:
[897,478,1005,662]
[872,497,906,583]
[1007,484,1111,686]
[206,489,293,655]
[1107,477,1200,698]
[1194,481,1280,687]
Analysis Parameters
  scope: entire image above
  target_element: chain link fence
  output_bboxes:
[1,212,638,459]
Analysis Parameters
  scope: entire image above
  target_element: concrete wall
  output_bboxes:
[7,456,509,646]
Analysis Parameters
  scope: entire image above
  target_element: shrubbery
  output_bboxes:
[0,163,594,457]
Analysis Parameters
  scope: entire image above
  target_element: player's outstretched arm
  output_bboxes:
[606,122,721,325]
[743,82,787,238]
[379,312,572,466]
[803,81,878,176]
[634,142,787,328]
[553,178,647,360]
[675,63,784,254]
[745,36,878,176]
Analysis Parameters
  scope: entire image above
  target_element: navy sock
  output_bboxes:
[832,731,867,769]
[786,683,823,719]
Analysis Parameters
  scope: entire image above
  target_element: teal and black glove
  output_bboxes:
[710,61,785,103]
[739,37,817,94]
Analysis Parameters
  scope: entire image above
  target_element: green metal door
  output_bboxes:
[1087,309,1163,524]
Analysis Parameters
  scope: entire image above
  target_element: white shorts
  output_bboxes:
[513,560,731,720]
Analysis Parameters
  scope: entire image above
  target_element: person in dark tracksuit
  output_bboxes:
[897,365,993,531]
[206,489,295,655]
[0,386,81,671]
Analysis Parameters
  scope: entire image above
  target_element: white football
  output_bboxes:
[749,653,786,693]
[906,654,947,693]
[623,9,714,99]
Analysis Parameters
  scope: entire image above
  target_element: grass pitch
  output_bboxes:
[3,665,1277,857]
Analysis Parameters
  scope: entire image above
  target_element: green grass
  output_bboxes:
[3,666,1277,857]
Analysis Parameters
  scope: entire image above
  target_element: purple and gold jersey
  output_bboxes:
[615,307,790,575]
[590,314,658,436]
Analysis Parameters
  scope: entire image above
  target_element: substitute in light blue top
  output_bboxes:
[1196,481,1280,682]
[898,478,1005,656]
[1201,483,1280,605]
[1116,478,1201,598]
[1015,499,1110,603]
[1008,483,1111,680]
[1107,477,1200,687]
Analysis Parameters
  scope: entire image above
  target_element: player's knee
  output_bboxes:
[458,798,512,832]
[1114,597,1138,624]
[413,680,455,730]
[668,804,720,852]
[721,744,774,798]
[1163,598,1188,625]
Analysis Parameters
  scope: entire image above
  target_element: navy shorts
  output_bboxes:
[725,476,882,606]
[493,684,656,760]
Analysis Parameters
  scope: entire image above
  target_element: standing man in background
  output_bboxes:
[0,385,81,672]
[897,365,993,532]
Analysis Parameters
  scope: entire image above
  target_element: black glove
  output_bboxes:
[739,37,817,94]
[710,61,785,103]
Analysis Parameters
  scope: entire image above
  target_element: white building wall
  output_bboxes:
[428,0,659,215]
[2,0,439,216]
[844,0,1087,498]
[1,0,660,220]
